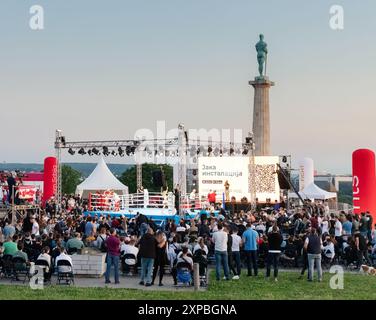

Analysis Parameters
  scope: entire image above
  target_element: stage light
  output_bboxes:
[229,147,235,155]
[111,150,117,156]
[118,147,124,156]
[242,148,249,155]
[103,146,110,156]
[78,148,86,155]
[213,147,219,156]
[126,146,132,156]
[92,148,100,155]
[282,156,287,163]
[196,147,201,155]
[68,148,75,155]
[61,136,66,145]
[131,146,137,154]
[88,150,92,156]
[219,149,223,156]
[208,146,213,154]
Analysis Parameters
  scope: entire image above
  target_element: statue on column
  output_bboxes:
[224,180,230,202]
[255,34,268,78]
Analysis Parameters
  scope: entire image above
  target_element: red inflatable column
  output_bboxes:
[352,149,376,218]
[43,157,57,203]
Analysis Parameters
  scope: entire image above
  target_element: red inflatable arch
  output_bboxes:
[43,156,57,203]
[352,149,376,219]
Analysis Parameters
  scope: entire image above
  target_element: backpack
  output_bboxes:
[99,235,107,253]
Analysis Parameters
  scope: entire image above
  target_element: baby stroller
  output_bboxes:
[193,249,208,287]
[176,261,192,286]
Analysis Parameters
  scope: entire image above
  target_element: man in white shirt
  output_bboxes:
[230,227,242,279]
[212,222,229,281]
[334,216,343,238]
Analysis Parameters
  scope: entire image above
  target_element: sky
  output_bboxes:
[0,0,375,174]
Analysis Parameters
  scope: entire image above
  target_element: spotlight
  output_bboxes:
[213,147,219,156]
[61,136,66,145]
[131,146,137,154]
[242,148,249,155]
[282,156,287,163]
[92,148,100,155]
[196,147,201,155]
[78,148,86,155]
[118,147,124,157]
[208,146,213,154]
[88,150,92,156]
[126,146,132,156]
[103,146,110,156]
[111,150,117,156]
[68,148,75,155]
[229,147,235,155]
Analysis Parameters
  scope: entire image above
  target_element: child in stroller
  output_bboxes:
[174,247,193,286]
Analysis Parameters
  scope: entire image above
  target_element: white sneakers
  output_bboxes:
[232,275,240,280]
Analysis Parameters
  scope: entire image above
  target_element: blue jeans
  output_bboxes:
[215,250,229,280]
[105,254,120,283]
[307,253,322,281]
[140,258,154,284]
[231,251,241,276]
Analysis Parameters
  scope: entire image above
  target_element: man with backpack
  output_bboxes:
[96,227,108,252]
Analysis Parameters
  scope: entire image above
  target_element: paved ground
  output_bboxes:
[0,272,206,291]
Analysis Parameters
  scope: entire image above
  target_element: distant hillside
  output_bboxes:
[0,163,133,178]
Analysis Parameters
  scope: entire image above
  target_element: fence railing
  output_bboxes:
[89,191,176,212]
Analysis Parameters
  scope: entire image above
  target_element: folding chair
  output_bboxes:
[11,256,30,284]
[56,259,74,285]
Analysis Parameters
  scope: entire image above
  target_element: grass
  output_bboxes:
[0,271,374,300]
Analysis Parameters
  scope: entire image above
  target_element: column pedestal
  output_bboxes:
[249,76,274,156]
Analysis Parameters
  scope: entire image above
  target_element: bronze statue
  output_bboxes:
[255,34,268,78]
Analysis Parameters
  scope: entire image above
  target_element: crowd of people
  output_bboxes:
[0,194,375,286]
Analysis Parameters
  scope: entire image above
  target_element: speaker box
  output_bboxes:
[152,170,166,188]
[277,169,290,190]
[152,170,163,187]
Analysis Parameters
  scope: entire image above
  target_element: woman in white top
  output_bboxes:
[37,246,52,279]
[193,237,208,255]
[321,218,329,235]
[323,237,335,260]
[31,217,40,236]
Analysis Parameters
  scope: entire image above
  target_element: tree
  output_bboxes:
[120,164,173,193]
[61,165,82,195]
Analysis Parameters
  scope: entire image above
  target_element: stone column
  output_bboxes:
[249,76,274,156]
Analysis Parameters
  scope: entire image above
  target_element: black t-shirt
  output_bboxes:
[227,234,233,254]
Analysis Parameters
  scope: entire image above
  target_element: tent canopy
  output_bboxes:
[288,182,337,200]
[75,158,128,198]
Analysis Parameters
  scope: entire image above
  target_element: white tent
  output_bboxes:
[288,182,337,200]
[75,158,128,198]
